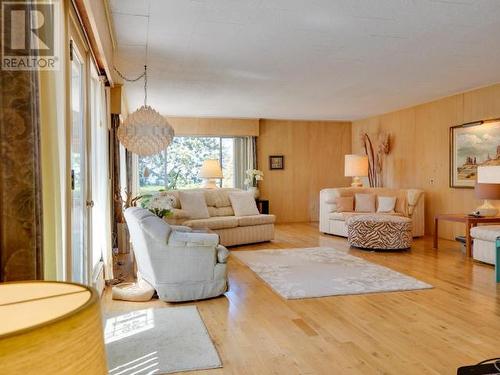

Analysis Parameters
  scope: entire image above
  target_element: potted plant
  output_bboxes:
[133,193,175,219]
[244,169,264,199]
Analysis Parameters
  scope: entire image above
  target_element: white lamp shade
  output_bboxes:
[477,166,500,183]
[199,159,223,179]
[0,281,107,374]
[344,154,369,177]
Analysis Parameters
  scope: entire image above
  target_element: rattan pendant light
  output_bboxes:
[117,65,175,156]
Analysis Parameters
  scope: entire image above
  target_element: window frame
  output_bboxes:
[136,135,238,194]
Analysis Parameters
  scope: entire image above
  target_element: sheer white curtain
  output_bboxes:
[90,76,113,281]
[234,136,257,189]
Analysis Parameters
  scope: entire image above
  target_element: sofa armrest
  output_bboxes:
[171,225,192,232]
[168,231,220,247]
[319,188,341,232]
[406,190,425,237]
[216,245,229,263]
[406,189,423,217]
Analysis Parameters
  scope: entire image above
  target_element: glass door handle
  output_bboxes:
[86,200,94,208]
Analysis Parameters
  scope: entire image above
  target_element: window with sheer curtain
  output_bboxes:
[137,136,256,194]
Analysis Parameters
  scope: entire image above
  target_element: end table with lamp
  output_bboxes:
[435,166,500,283]
[434,166,500,258]
[474,166,500,217]
[475,165,500,283]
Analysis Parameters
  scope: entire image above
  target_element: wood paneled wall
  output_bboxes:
[352,83,500,240]
[257,119,352,223]
[167,117,259,136]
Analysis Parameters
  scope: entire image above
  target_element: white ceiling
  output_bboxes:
[110,0,500,120]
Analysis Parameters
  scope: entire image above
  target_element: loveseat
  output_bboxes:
[319,187,425,237]
[151,188,275,247]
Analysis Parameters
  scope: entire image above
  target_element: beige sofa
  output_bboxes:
[319,187,425,237]
[154,188,275,247]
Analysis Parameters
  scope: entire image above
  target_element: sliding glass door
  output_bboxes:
[70,41,87,284]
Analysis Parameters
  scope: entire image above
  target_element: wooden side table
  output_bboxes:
[256,199,269,214]
[433,214,500,257]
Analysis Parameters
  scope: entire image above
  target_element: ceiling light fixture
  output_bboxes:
[116,65,174,156]
[116,6,174,156]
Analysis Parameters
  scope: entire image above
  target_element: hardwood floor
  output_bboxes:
[102,223,500,375]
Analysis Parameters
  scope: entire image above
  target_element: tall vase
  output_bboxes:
[248,186,260,199]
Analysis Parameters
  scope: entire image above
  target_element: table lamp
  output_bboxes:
[199,159,223,188]
[0,281,107,374]
[344,154,369,187]
[475,166,500,217]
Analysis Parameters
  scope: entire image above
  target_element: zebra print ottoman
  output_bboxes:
[347,214,412,250]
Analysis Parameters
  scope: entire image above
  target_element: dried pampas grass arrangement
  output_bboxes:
[360,132,391,187]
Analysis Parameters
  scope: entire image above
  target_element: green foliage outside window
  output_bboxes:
[139,137,234,194]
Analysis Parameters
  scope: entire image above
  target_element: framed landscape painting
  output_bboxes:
[450,120,500,188]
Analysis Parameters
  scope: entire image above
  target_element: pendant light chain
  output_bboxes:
[144,65,147,106]
[114,1,151,106]
[112,66,145,82]
[144,0,151,106]
[116,1,175,157]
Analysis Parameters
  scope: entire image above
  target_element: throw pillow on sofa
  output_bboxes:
[229,191,260,216]
[335,196,354,212]
[377,196,397,213]
[178,191,210,219]
[355,193,376,212]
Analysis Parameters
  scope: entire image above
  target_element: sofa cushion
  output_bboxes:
[470,225,500,242]
[329,212,403,221]
[355,193,376,212]
[171,208,189,219]
[208,206,235,217]
[178,191,210,219]
[183,216,239,230]
[205,188,240,208]
[329,212,346,220]
[377,196,397,213]
[335,196,353,212]
[229,191,259,216]
[238,214,276,227]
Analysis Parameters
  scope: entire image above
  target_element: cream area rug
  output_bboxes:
[105,306,222,374]
[232,247,432,299]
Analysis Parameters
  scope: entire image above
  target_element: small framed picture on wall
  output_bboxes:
[269,155,284,170]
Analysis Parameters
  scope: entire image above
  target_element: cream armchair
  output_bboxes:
[124,207,229,302]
